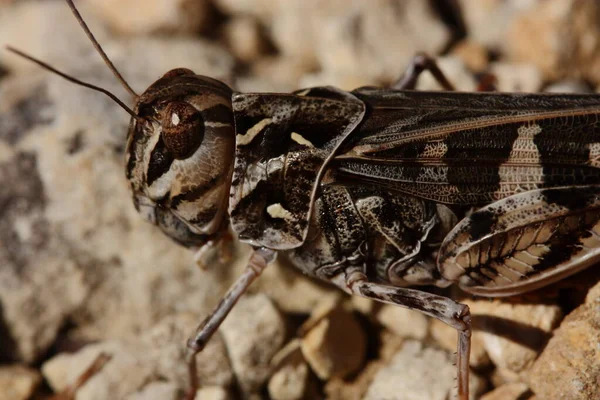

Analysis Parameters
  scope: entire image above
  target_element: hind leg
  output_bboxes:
[393,52,456,90]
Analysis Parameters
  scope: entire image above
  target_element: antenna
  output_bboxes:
[4,0,145,122]
[5,46,142,122]
[65,0,138,99]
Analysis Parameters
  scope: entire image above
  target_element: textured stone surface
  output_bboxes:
[142,313,234,388]
[87,0,212,35]
[42,342,152,400]
[364,340,485,400]
[218,0,450,88]
[125,382,180,400]
[528,281,600,399]
[470,299,563,375]
[458,0,539,49]
[480,383,532,400]
[506,0,600,85]
[0,1,109,74]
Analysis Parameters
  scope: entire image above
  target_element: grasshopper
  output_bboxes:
[8,1,600,399]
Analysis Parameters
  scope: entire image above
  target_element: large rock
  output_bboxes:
[527,281,600,399]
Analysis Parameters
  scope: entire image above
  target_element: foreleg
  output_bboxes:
[185,248,276,399]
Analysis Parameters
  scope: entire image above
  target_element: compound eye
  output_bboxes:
[161,102,204,160]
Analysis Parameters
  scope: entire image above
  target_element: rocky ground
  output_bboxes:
[1,0,600,399]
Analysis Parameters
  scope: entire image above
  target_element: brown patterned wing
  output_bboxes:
[438,186,600,296]
[334,88,600,205]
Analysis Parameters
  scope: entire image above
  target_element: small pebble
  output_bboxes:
[221,293,287,395]
[0,365,41,400]
[268,340,318,400]
[363,340,485,400]
[300,298,366,380]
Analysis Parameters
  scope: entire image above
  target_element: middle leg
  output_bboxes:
[337,269,472,400]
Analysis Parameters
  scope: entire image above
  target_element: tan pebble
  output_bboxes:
[452,39,490,73]
[125,382,179,400]
[300,298,366,380]
[223,17,270,63]
[42,342,152,399]
[221,293,287,395]
[194,386,233,400]
[268,343,318,400]
[489,62,543,92]
[0,365,41,400]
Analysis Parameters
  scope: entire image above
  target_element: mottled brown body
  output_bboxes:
[223,87,600,296]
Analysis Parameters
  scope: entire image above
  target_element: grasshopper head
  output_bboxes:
[126,69,236,247]
[7,0,237,248]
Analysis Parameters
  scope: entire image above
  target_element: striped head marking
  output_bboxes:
[126,69,236,247]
